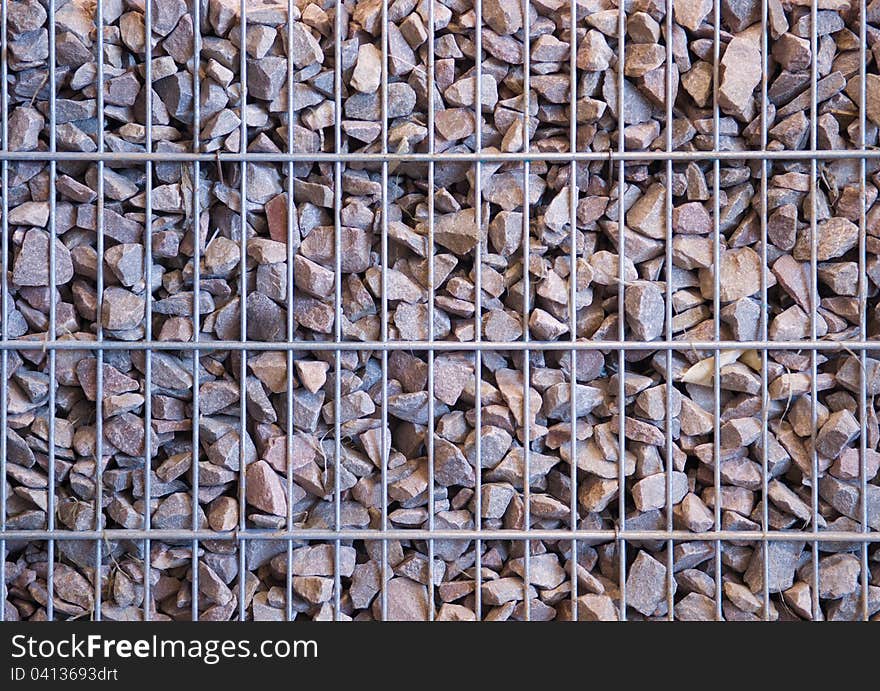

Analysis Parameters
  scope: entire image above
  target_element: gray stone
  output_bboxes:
[815,410,859,459]
[351,43,381,94]
[719,37,761,118]
[626,550,669,616]
[245,460,287,516]
[247,56,288,100]
[105,243,144,287]
[102,287,145,331]
[625,281,665,341]
[674,0,713,30]
[376,577,431,621]
[13,229,74,287]
[744,540,804,594]
[8,106,43,151]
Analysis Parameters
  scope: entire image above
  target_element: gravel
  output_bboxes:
[3,0,880,623]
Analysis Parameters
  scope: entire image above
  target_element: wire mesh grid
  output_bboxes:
[0,0,877,621]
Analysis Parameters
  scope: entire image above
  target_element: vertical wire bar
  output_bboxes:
[380,0,390,620]
[712,0,724,621]
[237,0,248,621]
[285,0,296,623]
[332,0,343,621]
[759,0,771,621]
[47,0,58,621]
[473,0,484,621]
[616,0,627,621]
[567,0,578,621]
[142,0,154,621]
[94,0,107,622]
[808,0,820,622]
[0,0,8,623]
[711,0,722,621]
[858,0,869,621]
[190,0,202,623]
[426,0,436,622]
[521,0,532,621]
[663,0,674,620]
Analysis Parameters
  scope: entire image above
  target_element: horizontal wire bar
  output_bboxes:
[0,150,877,164]
[1,339,878,352]
[2,529,877,542]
